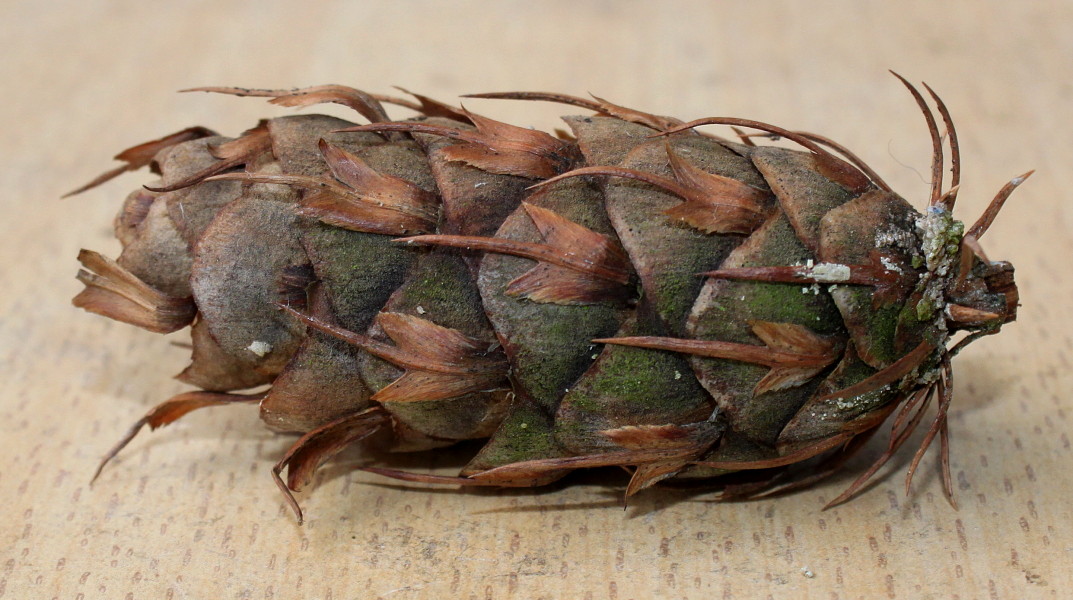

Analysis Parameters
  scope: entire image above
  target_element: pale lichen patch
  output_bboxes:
[808,262,851,283]
[913,206,965,322]
[247,340,273,357]
[880,256,903,274]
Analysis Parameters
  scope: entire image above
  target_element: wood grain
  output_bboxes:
[1,1,1070,598]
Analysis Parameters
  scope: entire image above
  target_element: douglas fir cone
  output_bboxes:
[72,76,1027,522]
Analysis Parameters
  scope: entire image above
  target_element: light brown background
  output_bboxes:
[2,1,1070,598]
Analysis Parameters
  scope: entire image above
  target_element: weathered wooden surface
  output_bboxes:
[1,1,1070,598]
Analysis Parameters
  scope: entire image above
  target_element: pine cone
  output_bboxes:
[73,80,1027,522]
